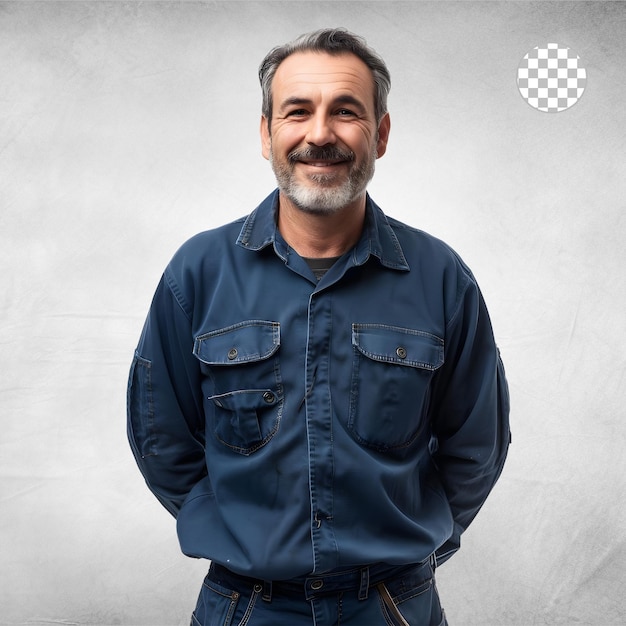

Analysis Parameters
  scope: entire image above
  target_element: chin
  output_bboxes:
[285,183,358,215]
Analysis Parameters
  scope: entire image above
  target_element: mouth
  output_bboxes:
[289,147,355,168]
[298,159,348,168]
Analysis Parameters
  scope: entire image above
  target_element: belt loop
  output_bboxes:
[262,580,273,602]
[430,552,437,571]
[358,566,370,600]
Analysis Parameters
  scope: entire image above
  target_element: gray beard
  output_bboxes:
[269,146,377,216]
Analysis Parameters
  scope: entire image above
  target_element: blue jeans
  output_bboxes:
[190,560,447,626]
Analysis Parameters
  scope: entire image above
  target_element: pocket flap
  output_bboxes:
[352,324,444,370]
[209,388,281,410]
[194,320,280,365]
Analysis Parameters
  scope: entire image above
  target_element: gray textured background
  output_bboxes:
[1,1,625,624]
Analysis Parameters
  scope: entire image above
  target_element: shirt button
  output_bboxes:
[227,348,238,360]
[262,391,275,404]
[396,346,407,359]
[310,580,324,590]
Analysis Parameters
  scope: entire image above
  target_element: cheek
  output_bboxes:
[351,136,377,161]
[271,123,306,149]
[339,125,376,150]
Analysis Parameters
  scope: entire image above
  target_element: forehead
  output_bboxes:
[272,51,375,104]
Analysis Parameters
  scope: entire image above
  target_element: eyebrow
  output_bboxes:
[278,95,368,114]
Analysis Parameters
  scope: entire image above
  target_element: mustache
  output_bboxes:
[288,146,355,163]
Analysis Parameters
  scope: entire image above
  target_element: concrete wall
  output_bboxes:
[1,1,624,624]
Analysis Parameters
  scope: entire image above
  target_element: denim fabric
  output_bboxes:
[190,561,447,626]
[127,190,510,581]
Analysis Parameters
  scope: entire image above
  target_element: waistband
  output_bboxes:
[208,559,433,602]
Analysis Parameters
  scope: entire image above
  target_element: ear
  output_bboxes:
[260,115,271,160]
[375,113,391,158]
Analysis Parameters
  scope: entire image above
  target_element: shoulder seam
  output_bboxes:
[164,265,193,322]
[446,268,474,330]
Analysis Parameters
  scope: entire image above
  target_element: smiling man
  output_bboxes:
[128,29,510,626]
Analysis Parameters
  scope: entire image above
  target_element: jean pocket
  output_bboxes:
[377,562,446,626]
[193,320,283,455]
[349,324,444,451]
[378,580,442,626]
[191,576,242,626]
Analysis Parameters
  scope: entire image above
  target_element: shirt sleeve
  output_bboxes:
[431,275,511,565]
[126,272,206,517]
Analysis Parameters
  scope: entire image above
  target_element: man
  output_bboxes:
[127,28,510,626]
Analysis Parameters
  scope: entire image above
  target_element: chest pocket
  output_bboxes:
[193,320,283,455]
[350,324,444,451]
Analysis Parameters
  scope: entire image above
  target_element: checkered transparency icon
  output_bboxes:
[517,43,587,112]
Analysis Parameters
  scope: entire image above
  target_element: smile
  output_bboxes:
[299,160,347,167]
[288,147,355,167]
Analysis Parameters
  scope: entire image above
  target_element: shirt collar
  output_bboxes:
[236,189,410,272]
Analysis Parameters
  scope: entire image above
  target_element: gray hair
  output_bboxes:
[259,28,391,125]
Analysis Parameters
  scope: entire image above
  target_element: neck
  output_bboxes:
[277,192,366,258]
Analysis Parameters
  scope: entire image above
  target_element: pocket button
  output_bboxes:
[396,346,407,359]
[262,391,275,404]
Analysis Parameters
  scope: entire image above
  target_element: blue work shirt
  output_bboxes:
[127,190,510,581]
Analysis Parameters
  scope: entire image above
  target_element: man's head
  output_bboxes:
[259,29,391,215]
[259,29,391,126]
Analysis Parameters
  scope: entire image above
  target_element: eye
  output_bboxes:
[286,109,309,117]
[336,108,357,117]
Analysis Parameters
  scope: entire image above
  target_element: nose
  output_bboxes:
[305,112,336,147]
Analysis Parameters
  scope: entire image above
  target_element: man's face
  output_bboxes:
[261,51,390,215]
